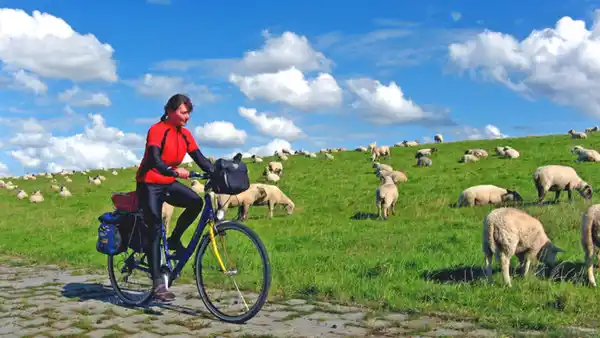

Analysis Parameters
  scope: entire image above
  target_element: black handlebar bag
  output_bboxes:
[210,154,250,195]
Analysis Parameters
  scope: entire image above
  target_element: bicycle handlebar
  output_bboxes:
[189,171,211,180]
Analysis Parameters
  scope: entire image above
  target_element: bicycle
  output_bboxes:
[106,171,272,324]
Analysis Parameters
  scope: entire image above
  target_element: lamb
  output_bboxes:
[59,186,72,197]
[16,189,28,200]
[371,146,391,161]
[252,183,295,218]
[268,161,283,176]
[581,204,600,287]
[568,129,587,139]
[415,148,437,158]
[465,149,489,158]
[377,169,408,183]
[533,165,593,203]
[416,156,432,167]
[503,148,520,158]
[376,175,398,220]
[372,162,393,172]
[434,134,443,143]
[215,185,268,221]
[29,190,44,203]
[457,185,522,207]
[482,207,565,287]
[460,154,479,163]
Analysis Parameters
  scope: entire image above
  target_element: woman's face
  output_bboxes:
[168,103,191,127]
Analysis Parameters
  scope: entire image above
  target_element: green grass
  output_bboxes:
[3,134,600,331]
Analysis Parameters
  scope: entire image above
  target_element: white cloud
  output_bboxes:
[453,124,508,140]
[0,8,117,82]
[58,86,111,107]
[194,121,247,148]
[7,113,144,173]
[230,67,342,111]
[448,11,600,117]
[131,73,217,103]
[11,69,47,94]
[346,78,454,125]
[0,161,9,177]
[238,107,304,141]
[228,138,293,158]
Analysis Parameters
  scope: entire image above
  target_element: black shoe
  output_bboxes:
[167,236,186,255]
[153,284,175,302]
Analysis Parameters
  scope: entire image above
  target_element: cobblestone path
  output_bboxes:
[0,262,597,337]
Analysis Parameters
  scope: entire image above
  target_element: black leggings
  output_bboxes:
[136,180,203,286]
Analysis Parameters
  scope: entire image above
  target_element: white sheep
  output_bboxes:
[191,180,205,194]
[112,170,118,175]
[376,175,398,220]
[377,169,408,183]
[215,185,268,221]
[581,204,600,287]
[88,176,101,185]
[29,190,44,203]
[372,162,393,172]
[416,156,432,167]
[585,126,599,133]
[495,146,506,156]
[371,146,391,161]
[457,185,522,207]
[465,148,489,158]
[252,183,295,218]
[262,167,280,183]
[325,153,334,160]
[572,147,600,162]
[16,189,28,200]
[533,165,593,203]
[59,186,72,197]
[268,161,283,176]
[401,140,419,147]
[434,134,443,143]
[503,148,520,158]
[569,129,587,139]
[415,148,438,158]
[251,155,264,163]
[355,146,368,152]
[460,154,479,163]
[483,207,565,287]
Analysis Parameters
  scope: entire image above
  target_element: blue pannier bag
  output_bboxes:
[96,222,123,256]
[97,211,148,253]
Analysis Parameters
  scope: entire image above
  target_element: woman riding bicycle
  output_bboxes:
[136,93,214,301]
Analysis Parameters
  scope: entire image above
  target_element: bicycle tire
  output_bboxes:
[194,221,271,324]
[107,252,153,306]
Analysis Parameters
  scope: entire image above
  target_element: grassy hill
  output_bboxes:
[2,133,600,331]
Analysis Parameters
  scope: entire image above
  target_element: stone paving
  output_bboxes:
[0,262,598,338]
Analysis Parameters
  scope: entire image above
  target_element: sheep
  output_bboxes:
[59,186,72,197]
[585,126,599,133]
[29,190,44,203]
[371,146,391,161]
[191,180,204,194]
[98,175,106,181]
[465,148,489,158]
[251,155,264,163]
[416,156,432,167]
[372,162,393,172]
[377,169,408,183]
[112,170,118,175]
[376,175,398,220]
[252,183,295,218]
[262,167,280,183]
[308,153,317,158]
[268,161,283,176]
[495,146,506,156]
[415,148,437,158]
[572,147,600,162]
[325,153,334,160]
[215,185,268,221]
[460,154,479,163]
[88,176,101,185]
[568,129,587,139]
[401,140,419,147]
[50,184,60,191]
[581,204,600,287]
[368,142,377,150]
[355,146,367,152]
[482,207,565,287]
[279,155,289,161]
[434,134,443,143]
[457,185,522,207]
[503,147,520,158]
[16,189,28,200]
[162,202,174,233]
[533,165,593,203]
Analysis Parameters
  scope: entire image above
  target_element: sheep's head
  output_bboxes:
[431,148,438,152]
[568,129,574,134]
[285,201,295,215]
[538,242,565,266]
[579,183,593,199]
[502,190,523,203]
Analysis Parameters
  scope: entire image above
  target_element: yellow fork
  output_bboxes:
[208,221,230,274]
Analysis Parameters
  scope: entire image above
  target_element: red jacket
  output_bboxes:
[136,121,199,184]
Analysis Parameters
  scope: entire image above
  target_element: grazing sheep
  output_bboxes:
[372,162,393,172]
[371,146,391,161]
[434,134,443,143]
[51,184,60,191]
[190,180,204,194]
[308,153,317,158]
[457,185,522,207]
[355,146,367,152]
[29,190,44,203]
[16,189,28,200]
[533,165,593,203]
[251,155,264,163]
[465,148,489,158]
[401,140,419,147]
[215,185,268,221]
[112,170,118,175]
[495,146,506,156]
[415,148,437,158]
[368,142,377,150]
[572,147,600,162]
[376,175,398,220]
[59,186,72,197]
[88,176,101,185]
[460,154,479,163]
[483,207,565,287]
[252,183,295,218]
[568,129,587,139]
[581,204,600,287]
[377,169,408,183]
[268,161,283,176]
[325,153,334,160]
[585,126,599,133]
[416,156,432,167]
[503,148,520,158]
[262,167,280,183]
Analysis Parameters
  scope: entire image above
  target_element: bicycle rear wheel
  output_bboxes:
[107,250,154,306]
[194,221,271,324]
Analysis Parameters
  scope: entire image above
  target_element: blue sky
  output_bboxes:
[1,0,600,176]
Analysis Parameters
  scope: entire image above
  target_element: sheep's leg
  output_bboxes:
[568,189,573,202]
[383,205,388,220]
[500,252,512,287]
[377,201,382,219]
[484,250,494,278]
[536,183,546,204]
[553,190,561,203]
[268,200,274,218]
[516,252,525,275]
[586,245,597,287]
[391,200,397,215]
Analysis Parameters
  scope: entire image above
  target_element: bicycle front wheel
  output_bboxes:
[194,221,271,324]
